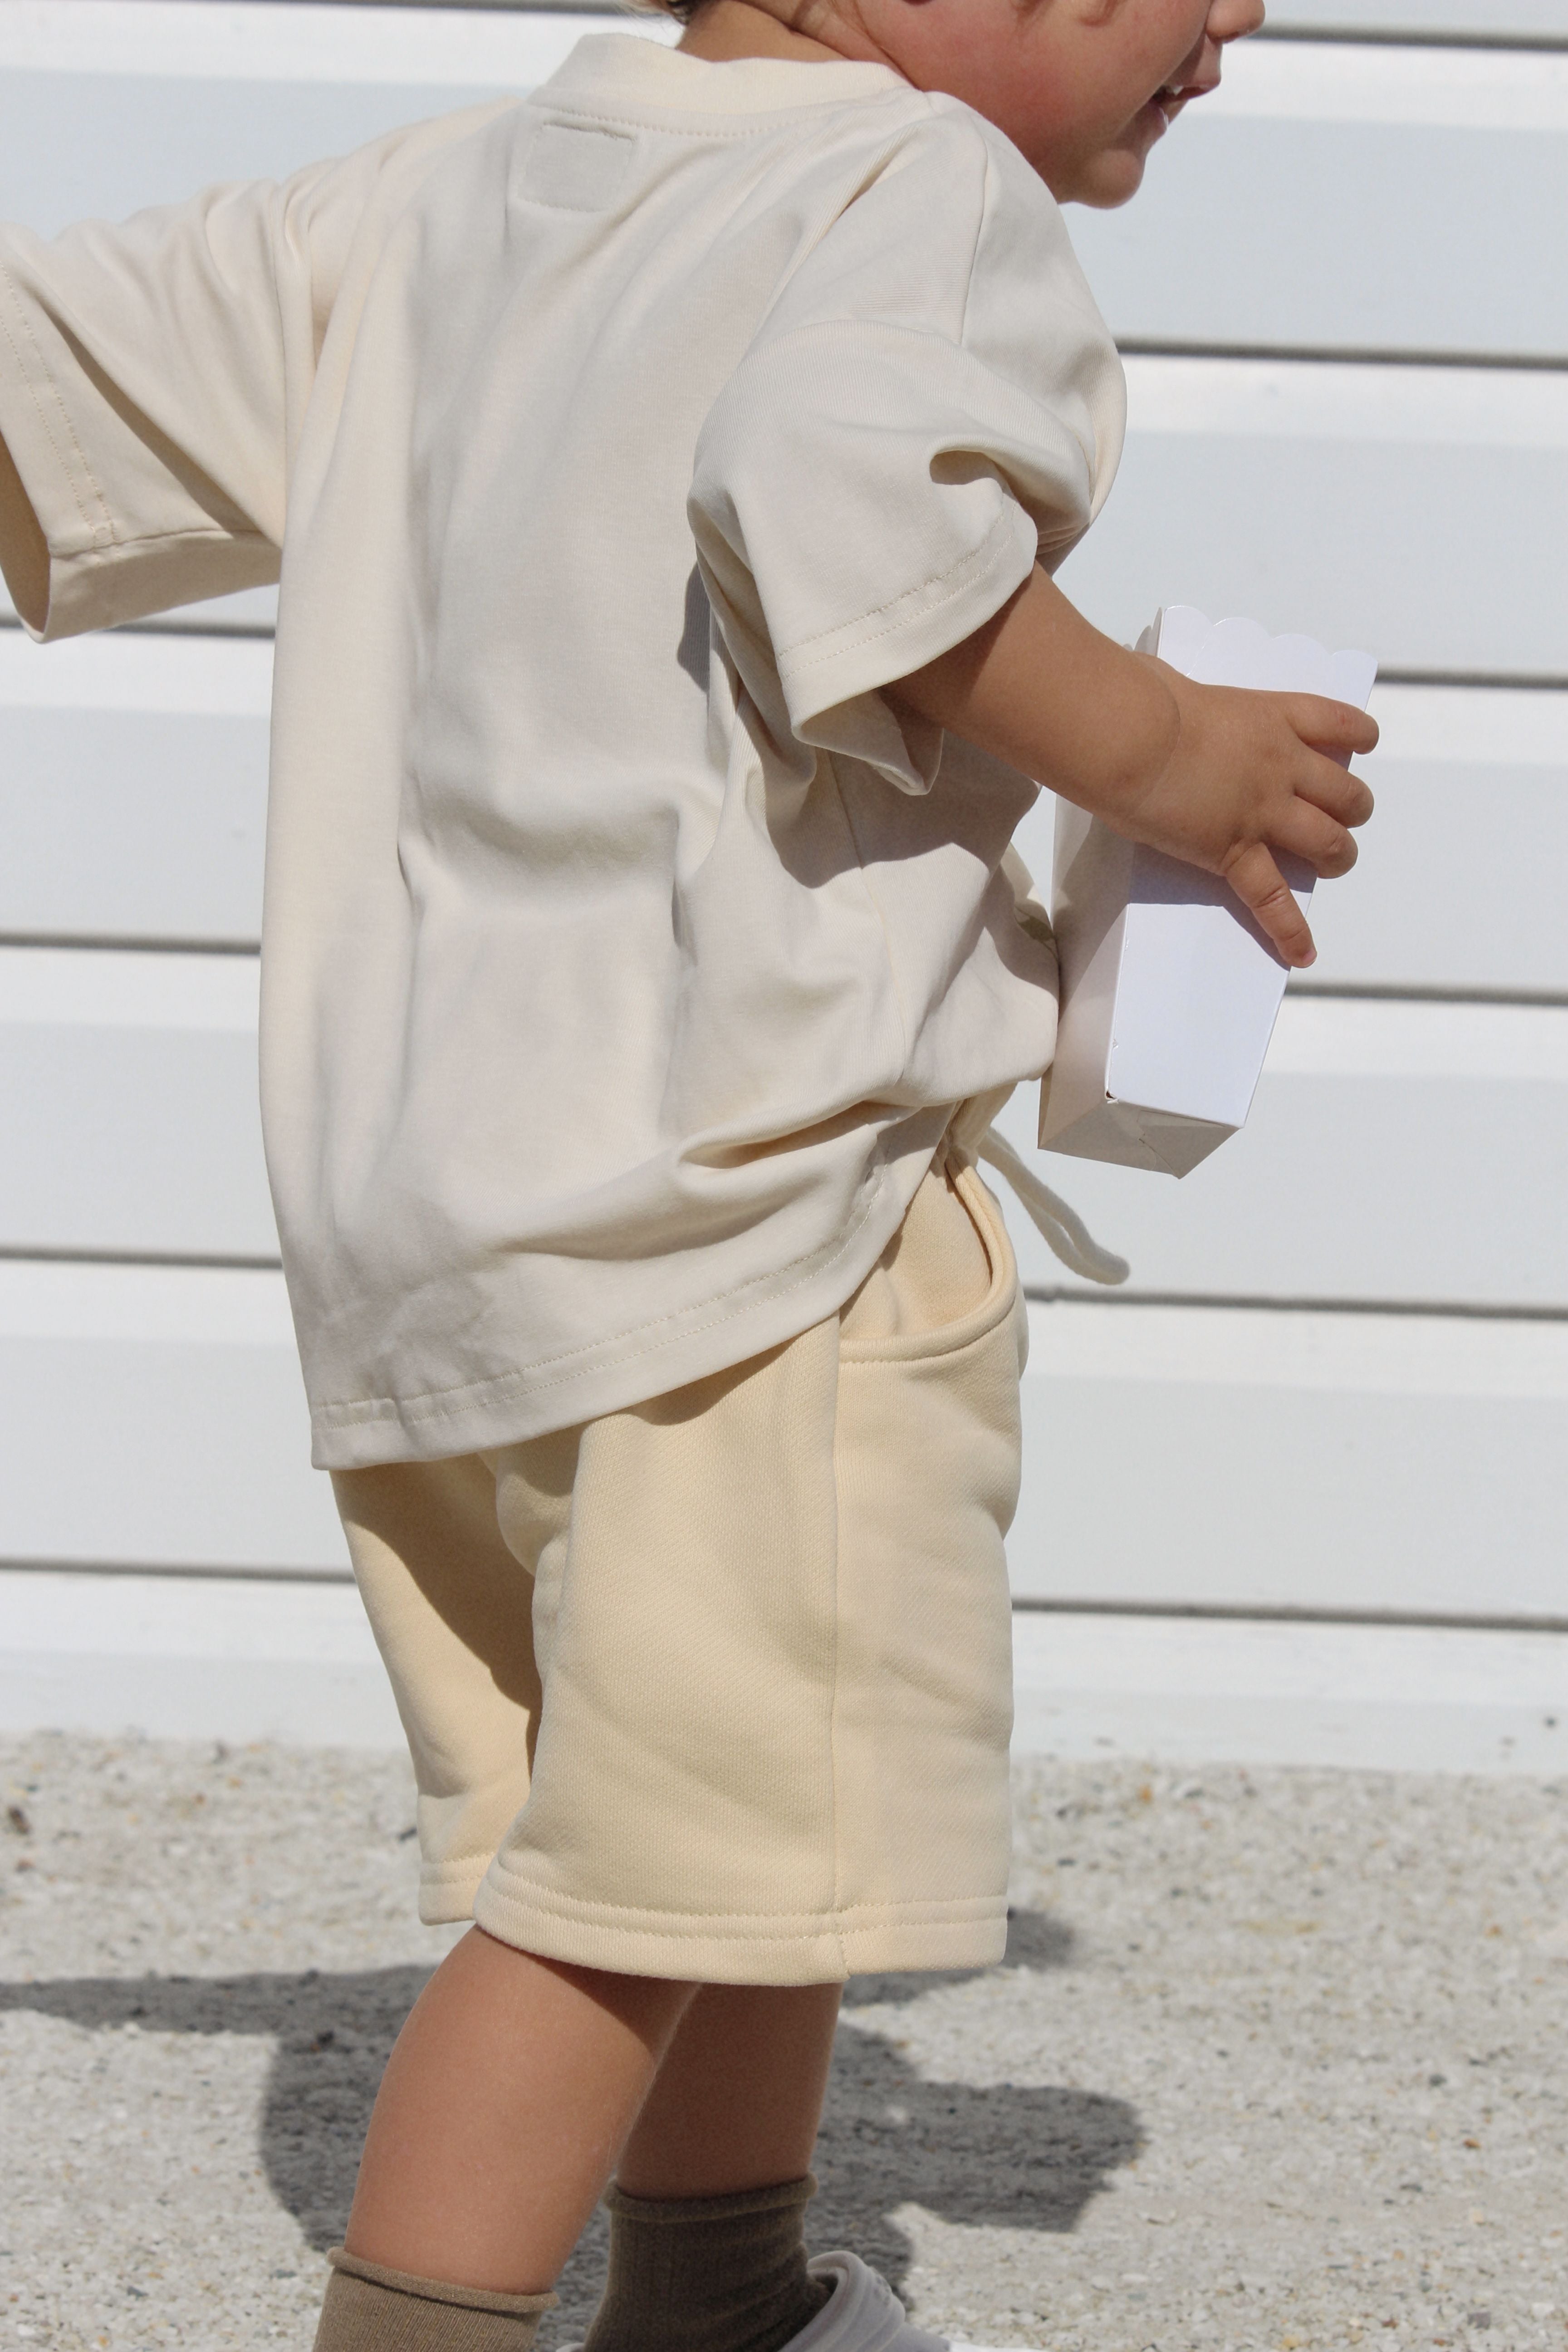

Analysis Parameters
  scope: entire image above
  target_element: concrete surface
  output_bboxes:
[0,1733,1565,2351]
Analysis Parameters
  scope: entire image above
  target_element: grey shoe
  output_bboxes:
[559,2248,1029,2352]
[793,2250,1030,2352]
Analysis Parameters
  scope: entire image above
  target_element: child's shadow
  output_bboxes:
[0,1910,1138,2328]
[812,1911,1140,2302]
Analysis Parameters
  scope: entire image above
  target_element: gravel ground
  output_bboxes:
[1,1733,1565,2352]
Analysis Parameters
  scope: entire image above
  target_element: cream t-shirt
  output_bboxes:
[0,35,1124,1467]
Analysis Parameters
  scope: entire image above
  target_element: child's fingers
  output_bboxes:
[1282,692,1380,762]
[1294,748,1375,830]
[1274,795,1359,880]
[1220,841,1318,967]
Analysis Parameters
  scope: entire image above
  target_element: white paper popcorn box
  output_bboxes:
[1039,607,1377,1177]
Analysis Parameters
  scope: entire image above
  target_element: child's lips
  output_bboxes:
[1153,73,1217,123]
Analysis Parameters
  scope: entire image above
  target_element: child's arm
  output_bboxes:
[892,567,1377,969]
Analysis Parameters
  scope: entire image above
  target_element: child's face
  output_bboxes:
[683,0,1264,207]
[877,0,1266,205]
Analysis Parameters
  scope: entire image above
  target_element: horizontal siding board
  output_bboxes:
[0,946,275,1259]
[0,6,637,84]
[0,1569,399,1748]
[0,1262,345,1573]
[1261,2,1568,38]
[1072,46,1568,361]
[1057,360,1567,682]
[0,708,268,944]
[1013,1299,1568,1618]
[2,1022,276,1257]
[993,1001,1568,1310]
[0,72,511,239]
[1009,1614,1568,1776]
[1077,120,1568,362]
[1302,760,1568,995]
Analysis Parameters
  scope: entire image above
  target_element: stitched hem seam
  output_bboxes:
[313,1156,897,1435]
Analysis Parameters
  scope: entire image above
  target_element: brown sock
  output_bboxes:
[312,2248,556,2352]
[581,2175,833,2352]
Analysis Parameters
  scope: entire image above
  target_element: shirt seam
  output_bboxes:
[527,83,916,144]
[70,520,273,563]
[478,1869,996,1930]
[778,508,1024,678]
[0,261,117,554]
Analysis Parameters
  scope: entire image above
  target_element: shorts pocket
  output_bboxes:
[839,1153,1019,1366]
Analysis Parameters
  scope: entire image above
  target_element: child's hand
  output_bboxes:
[1114,662,1377,966]
[891,568,1377,968]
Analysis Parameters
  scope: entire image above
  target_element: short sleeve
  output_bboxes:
[0,105,505,639]
[687,108,1125,793]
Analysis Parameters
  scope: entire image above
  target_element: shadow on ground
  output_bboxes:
[0,1909,1139,2318]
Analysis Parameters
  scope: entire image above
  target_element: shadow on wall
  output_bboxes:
[0,1908,1140,2320]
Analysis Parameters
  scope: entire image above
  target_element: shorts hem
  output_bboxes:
[417,1862,486,1927]
[471,1869,1009,1984]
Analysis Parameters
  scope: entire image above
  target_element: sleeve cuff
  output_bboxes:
[782,502,1039,794]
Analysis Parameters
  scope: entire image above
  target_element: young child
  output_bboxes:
[0,0,1374,2342]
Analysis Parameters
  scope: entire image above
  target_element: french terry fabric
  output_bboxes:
[0,34,1124,1468]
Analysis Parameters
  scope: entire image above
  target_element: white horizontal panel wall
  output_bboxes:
[994,999,1568,1308]
[0,1569,396,1746]
[1012,1301,1568,1619]
[1055,358,1567,679]
[0,631,271,944]
[0,1261,345,1571]
[0,7,653,234]
[0,947,275,1258]
[1069,44,1568,360]
[1262,2,1568,37]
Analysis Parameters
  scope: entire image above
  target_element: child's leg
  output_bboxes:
[615,1980,842,2195]
[340,1939,842,2286]
[586,1983,844,2352]
[343,1927,696,2292]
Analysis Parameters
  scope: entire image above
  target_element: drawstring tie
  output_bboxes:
[975,1124,1129,1289]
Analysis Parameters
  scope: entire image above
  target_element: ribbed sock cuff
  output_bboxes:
[313,2248,556,2351]
[583,2173,832,2352]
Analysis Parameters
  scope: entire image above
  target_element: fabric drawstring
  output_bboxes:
[975,1123,1130,1288]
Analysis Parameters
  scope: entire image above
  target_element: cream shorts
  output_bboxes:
[333,1146,1026,1984]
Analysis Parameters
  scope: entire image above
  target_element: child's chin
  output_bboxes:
[1068,149,1148,209]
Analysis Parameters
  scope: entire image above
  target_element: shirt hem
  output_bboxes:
[305,1122,950,1469]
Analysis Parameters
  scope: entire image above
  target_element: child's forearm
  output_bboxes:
[0,431,49,631]
[894,568,1183,817]
[892,567,1377,968]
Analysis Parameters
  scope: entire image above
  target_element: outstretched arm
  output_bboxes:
[891,567,1377,967]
